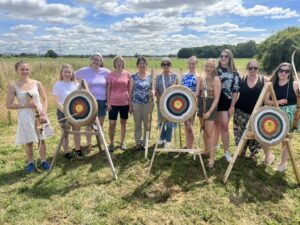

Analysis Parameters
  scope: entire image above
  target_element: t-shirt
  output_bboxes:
[75,67,110,100]
[131,73,152,104]
[52,81,80,104]
[181,73,197,92]
[108,71,131,106]
[236,75,264,114]
[218,67,241,100]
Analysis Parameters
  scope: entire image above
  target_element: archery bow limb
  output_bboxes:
[291,50,300,131]
[145,66,154,159]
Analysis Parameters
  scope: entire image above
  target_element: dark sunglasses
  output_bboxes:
[248,67,258,71]
[278,68,290,74]
[220,54,228,58]
[162,63,171,67]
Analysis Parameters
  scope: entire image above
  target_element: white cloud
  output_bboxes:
[0,0,87,24]
[10,24,37,34]
[191,22,266,33]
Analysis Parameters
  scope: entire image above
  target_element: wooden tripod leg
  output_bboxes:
[95,131,102,153]
[95,118,118,180]
[49,129,65,173]
[285,139,300,186]
[193,128,207,180]
[148,121,165,176]
[145,131,150,159]
[223,131,248,183]
[179,123,182,148]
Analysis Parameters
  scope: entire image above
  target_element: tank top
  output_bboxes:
[236,75,264,114]
[274,81,296,106]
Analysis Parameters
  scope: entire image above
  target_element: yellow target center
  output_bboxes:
[174,100,183,109]
[264,119,275,133]
[75,104,84,113]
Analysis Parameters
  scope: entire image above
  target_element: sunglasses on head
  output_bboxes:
[162,63,171,67]
[220,54,228,58]
[278,68,290,74]
[248,67,258,71]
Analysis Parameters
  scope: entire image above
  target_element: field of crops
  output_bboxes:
[0,57,299,225]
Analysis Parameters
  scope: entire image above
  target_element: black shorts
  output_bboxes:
[109,105,129,120]
[56,109,67,124]
[217,92,231,111]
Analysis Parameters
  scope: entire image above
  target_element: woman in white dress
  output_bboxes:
[6,60,53,173]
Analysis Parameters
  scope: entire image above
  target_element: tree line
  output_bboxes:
[177,27,300,73]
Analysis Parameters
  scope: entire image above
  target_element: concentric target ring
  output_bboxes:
[64,90,98,126]
[159,85,197,123]
[250,106,289,146]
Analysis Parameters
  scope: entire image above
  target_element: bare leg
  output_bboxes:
[205,121,215,166]
[85,125,93,146]
[72,125,81,150]
[218,111,230,153]
[25,142,34,162]
[120,119,127,144]
[39,140,47,161]
[184,120,194,149]
[109,120,117,145]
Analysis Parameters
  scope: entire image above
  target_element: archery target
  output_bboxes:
[251,106,289,146]
[159,85,196,123]
[64,90,98,126]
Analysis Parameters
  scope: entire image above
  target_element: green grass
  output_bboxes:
[0,57,299,224]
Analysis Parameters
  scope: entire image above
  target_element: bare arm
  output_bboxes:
[107,82,112,111]
[195,76,202,98]
[53,95,64,112]
[37,81,48,115]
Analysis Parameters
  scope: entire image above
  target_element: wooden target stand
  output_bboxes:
[148,85,208,180]
[49,80,118,180]
[223,83,300,186]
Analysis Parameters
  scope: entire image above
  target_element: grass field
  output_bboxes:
[0,57,299,225]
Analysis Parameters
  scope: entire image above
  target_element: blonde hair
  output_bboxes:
[15,60,27,71]
[218,49,237,73]
[59,64,75,81]
[188,55,197,64]
[113,55,125,69]
[205,58,218,79]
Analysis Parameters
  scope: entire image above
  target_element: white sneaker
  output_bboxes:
[164,142,171,148]
[224,151,232,162]
[277,163,287,172]
[158,139,165,145]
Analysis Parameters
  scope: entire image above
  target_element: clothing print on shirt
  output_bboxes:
[218,67,241,100]
[181,73,197,92]
[131,73,152,104]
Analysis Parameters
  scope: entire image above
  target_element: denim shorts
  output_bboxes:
[97,100,107,117]
[56,109,66,124]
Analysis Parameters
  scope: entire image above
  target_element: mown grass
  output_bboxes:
[0,57,299,225]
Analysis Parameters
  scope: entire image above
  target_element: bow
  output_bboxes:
[291,49,300,131]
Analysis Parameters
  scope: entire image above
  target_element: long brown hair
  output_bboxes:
[270,62,294,86]
[217,49,237,73]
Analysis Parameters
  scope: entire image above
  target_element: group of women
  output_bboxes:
[5,50,299,173]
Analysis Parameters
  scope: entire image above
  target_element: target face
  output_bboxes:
[64,90,98,126]
[251,106,289,146]
[160,85,196,123]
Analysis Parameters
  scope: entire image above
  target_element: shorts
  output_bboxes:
[56,109,66,124]
[97,100,107,117]
[108,105,129,120]
[198,97,217,121]
[217,92,231,111]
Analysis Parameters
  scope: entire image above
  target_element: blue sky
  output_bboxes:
[0,0,299,55]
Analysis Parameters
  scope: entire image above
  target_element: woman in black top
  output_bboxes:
[265,62,299,172]
[234,60,274,164]
[215,49,241,162]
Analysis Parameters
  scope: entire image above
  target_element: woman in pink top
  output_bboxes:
[107,56,131,152]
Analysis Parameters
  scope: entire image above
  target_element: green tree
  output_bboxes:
[257,27,300,73]
[45,49,58,58]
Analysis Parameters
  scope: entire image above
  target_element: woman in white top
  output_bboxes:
[52,64,82,159]
[6,61,53,173]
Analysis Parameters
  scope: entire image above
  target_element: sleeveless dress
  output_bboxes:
[14,81,53,145]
